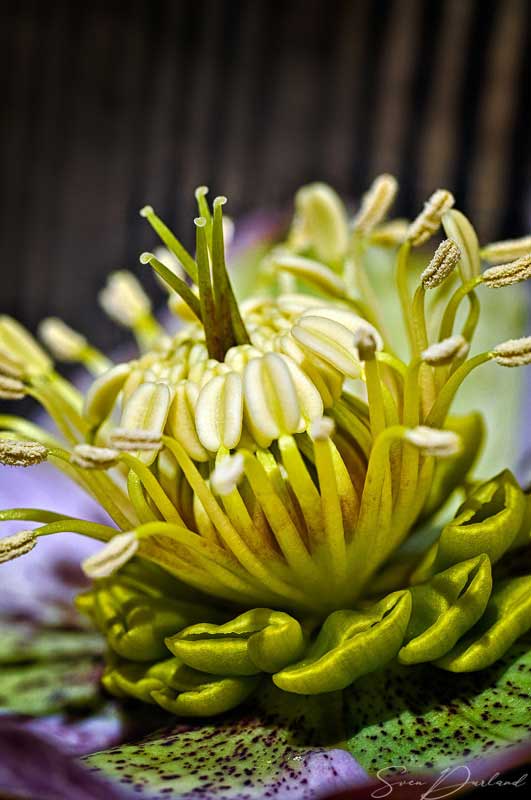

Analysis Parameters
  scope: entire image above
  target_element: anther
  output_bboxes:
[0,530,37,563]
[408,190,455,247]
[422,335,469,366]
[0,439,48,467]
[492,337,531,367]
[82,532,139,579]
[421,239,461,289]
[353,174,398,235]
[71,444,120,470]
[405,426,461,457]
[482,254,531,288]
[210,453,245,496]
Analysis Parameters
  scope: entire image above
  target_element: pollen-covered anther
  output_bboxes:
[407,189,455,247]
[210,453,245,496]
[0,374,26,400]
[482,254,531,288]
[99,271,152,328]
[0,439,48,467]
[0,530,37,563]
[38,317,88,361]
[71,444,120,470]
[110,428,163,452]
[309,416,335,441]
[353,173,398,234]
[405,426,462,457]
[481,235,531,263]
[492,337,531,367]
[82,532,139,579]
[421,239,461,289]
[421,335,469,366]
[352,329,377,362]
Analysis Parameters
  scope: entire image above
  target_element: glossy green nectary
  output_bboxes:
[1,177,531,717]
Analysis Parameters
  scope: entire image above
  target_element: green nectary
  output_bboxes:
[1,177,531,717]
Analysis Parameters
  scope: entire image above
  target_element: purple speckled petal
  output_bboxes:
[0,718,135,800]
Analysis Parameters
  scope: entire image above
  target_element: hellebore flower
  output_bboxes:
[1,178,531,798]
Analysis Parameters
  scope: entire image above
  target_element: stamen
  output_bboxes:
[482,254,531,288]
[111,428,163,451]
[291,316,361,378]
[195,371,243,452]
[98,271,152,329]
[421,239,461,288]
[310,415,335,441]
[353,328,377,362]
[83,363,132,428]
[353,173,398,235]
[421,335,469,366]
[407,190,455,247]
[0,349,25,379]
[0,530,36,563]
[38,318,87,361]
[404,426,461,457]
[492,337,531,367]
[369,219,408,247]
[0,439,48,467]
[442,209,480,281]
[271,255,347,298]
[291,182,349,262]
[0,374,26,400]
[71,444,120,470]
[0,316,52,376]
[82,531,139,578]
[210,453,245,496]
[481,235,531,263]
[115,382,170,463]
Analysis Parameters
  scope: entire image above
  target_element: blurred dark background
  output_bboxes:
[1,0,530,352]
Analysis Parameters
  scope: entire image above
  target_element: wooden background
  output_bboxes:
[1,0,530,351]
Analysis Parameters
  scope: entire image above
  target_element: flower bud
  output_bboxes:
[353,174,398,235]
[408,190,455,247]
[421,239,461,289]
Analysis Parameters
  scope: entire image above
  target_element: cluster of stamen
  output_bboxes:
[1,177,531,714]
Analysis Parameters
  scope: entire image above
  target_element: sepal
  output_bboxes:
[437,574,531,671]
[79,579,222,662]
[399,555,492,664]
[273,590,411,694]
[166,608,305,676]
[103,655,259,716]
